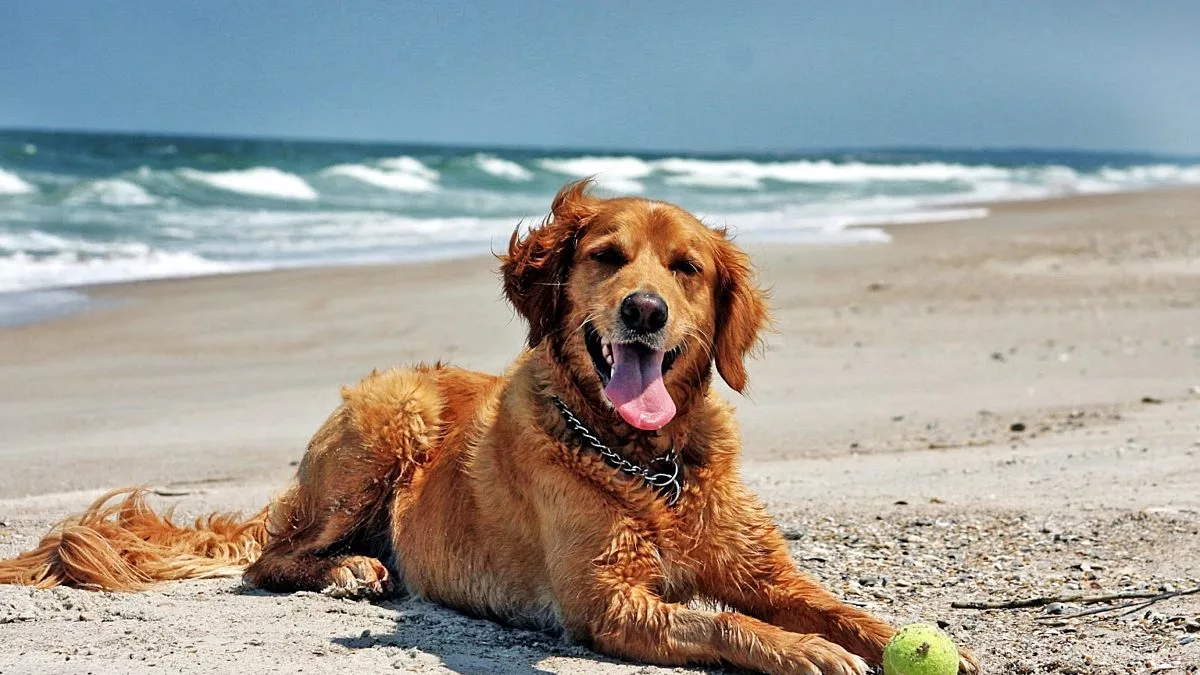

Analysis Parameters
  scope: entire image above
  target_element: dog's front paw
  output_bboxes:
[781,634,870,675]
[322,555,392,599]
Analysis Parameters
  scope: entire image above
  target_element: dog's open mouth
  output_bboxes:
[585,323,681,431]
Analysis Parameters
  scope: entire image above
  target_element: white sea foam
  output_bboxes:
[377,156,440,180]
[539,156,653,193]
[656,158,1018,188]
[844,207,991,227]
[160,210,523,259]
[0,227,253,293]
[662,169,764,190]
[655,158,774,189]
[65,179,159,206]
[916,163,1200,206]
[474,154,533,181]
[0,249,239,293]
[323,164,439,192]
[1095,164,1200,187]
[535,155,1200,195]
[703,205,990,246]
[178,167,318,200]
[537,155,1050,193]
[0,169,36,195]
[0,230,157,257]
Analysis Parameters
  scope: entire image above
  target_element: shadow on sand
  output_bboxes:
[327,596,644,675]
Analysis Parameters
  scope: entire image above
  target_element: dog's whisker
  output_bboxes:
[555,312,599,340]
[681,326,715,361]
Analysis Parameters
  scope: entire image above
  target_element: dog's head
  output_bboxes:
[502,180,769,432]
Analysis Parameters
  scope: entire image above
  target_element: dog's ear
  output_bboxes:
[712,232,770,393]
[501,180,599,347]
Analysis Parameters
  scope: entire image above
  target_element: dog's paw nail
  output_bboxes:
[322,556,390,600]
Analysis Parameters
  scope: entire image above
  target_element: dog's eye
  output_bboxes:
[670,259,701,276]
[590,247,627,267]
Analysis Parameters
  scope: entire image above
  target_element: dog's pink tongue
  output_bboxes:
[605,343,676,431]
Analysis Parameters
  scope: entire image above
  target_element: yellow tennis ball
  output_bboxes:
[882,623,959,675]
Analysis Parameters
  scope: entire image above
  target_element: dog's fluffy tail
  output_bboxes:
[0,488,268,592]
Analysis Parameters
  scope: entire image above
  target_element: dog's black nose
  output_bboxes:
[620,292,668,334]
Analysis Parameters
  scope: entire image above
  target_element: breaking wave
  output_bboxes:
[178,167,319,200]
[0,247,240,293]
[474,154,533,181]
[65,179,159,206]
[323,163,439,192]
[0,168,36,195]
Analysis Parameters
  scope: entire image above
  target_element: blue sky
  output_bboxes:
[3,1,1198,153]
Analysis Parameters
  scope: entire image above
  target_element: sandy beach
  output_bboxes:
[2,187,1198,674]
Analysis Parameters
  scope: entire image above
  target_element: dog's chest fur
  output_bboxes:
[391,365,739,634]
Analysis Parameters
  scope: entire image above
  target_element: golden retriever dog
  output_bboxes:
[1,181,978,674]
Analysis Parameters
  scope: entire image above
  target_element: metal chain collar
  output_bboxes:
[550,395,682,507]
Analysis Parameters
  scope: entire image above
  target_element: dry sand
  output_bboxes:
[1,188,1198,674]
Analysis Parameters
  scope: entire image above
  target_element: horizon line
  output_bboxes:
[2,125,1198,162]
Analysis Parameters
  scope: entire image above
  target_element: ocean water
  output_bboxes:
[3,129,1200,299]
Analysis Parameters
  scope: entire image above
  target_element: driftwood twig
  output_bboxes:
[952,589,1169,610]
[1037,585,1200,622]
[952,585,1200,622]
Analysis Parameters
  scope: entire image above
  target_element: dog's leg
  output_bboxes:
[542,508,868,674]
[696,491,980,674]
[241,470,395,600]
[245,369,441,599]
[703,542,895,662]
[577,588,869,675]
[723,564,980,674]
[243,458,397,599]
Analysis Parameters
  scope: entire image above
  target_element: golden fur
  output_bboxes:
[0,181,978,675]
[0,488,267,590]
